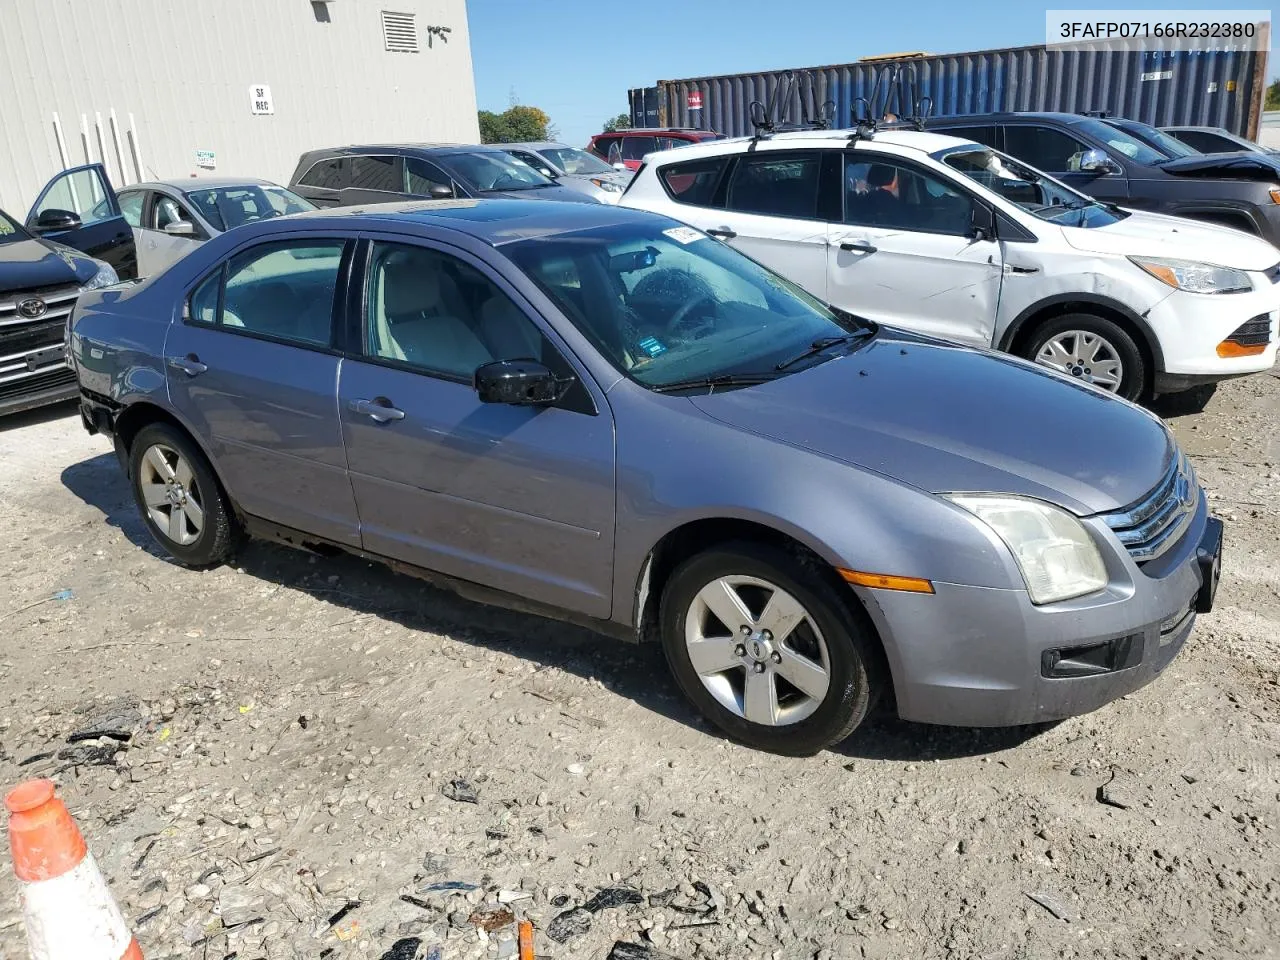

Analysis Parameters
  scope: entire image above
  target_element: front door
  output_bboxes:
[338,237,616,618]
[25,163,137,278]
[1001,124,1130,203]
[827,154,1003,346]
[140,192,206,275]
[165,235,361,547]
[689,150,837,303]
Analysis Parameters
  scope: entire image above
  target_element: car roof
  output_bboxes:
[130,177,281,192]
[277,197,673,246]
[591,128,717,138]
[500,142,577,151]
[299,143,504,159]
[1161,125,1235,134]
[633,127,976,164]
[932,111,1090,125]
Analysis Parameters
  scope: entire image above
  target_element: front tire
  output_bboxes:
[129,422,238,567]
[659,543,881,755]
[1022,312,1146,402]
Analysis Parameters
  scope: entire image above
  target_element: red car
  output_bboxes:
[587,128,724,171]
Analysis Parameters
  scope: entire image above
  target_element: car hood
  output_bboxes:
[688,332,1173,516]
[1159,151,1280,180]
[486,186,600,203]
[1061,208,1278,270]
[0,236,96,292]
[564,171,631,189]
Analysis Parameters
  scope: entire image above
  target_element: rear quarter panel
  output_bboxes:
[71,279,171,405]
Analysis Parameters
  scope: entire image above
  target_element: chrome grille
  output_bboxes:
[0,283,80,329]
[1103,454,1197,563]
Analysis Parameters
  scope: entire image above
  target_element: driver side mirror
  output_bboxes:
[32,208,81,232]
[164,221,195,236]
[427,184,454,199]
[1079,148,1119,175]
[538,166,558,179]
[968,203,996,242]
[612,162,627,173]
[474,359,571,405]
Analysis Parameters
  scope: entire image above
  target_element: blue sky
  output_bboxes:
[466,0,1274,147]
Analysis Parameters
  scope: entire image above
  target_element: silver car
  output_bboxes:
[68,200,1222,755]
[500,142,632,204]
[116,178,315,276]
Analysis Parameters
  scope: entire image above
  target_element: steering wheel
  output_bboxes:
[667,295,719,340]
[491,173,525,190]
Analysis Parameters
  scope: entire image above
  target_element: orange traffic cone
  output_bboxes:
[6,779,142,960]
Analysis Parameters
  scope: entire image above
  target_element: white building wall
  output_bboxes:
[0,0,479,212]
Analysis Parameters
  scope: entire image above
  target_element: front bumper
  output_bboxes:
[858,497,1219,727]
[1148,280,1278,380]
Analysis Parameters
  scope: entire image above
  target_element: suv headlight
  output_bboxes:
[1130,256,1251,294]
[83,261,119,290]
[946,495,1107,604]
[590,178,622,193]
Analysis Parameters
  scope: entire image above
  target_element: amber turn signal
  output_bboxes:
[1217,340,1267,358]
[1269,188,1280,204]
[839,568,935,593]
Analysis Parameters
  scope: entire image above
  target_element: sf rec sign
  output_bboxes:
[687,90,702,110]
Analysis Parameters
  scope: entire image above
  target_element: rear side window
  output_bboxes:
[622,136,658,161]
[299,157,348,189]
[1167,129,1232,153]
[727,154,823,219]
[350,155,402,192]
[591,136,619,160]
[659,158,729,207]
[118,191,145,228]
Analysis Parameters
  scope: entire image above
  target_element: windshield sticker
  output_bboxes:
[663,226,704,245]
[637,336,668,357]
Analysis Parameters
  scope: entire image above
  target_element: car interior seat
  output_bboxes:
[375,253,490,376]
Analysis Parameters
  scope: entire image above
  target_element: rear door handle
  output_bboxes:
[706,228,737,240]
[838,239,877,253]
[350,397,405,423]
[168,354,207,376]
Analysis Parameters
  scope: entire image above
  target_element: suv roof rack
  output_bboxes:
[848,61,933,143]
[747,71,837,147]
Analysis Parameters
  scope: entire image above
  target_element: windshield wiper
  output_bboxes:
[650,373,778,394]
[775,332,870,371]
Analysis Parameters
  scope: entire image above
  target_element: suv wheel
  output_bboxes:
[129,422,238,567]
[1022,313,1146,401]
[659,543,881,755]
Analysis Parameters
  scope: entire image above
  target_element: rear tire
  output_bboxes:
[1021,312,1146,402]
[129,422,238,568]
[659,542,881,756]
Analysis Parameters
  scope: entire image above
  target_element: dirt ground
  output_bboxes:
[0,373,1277,960]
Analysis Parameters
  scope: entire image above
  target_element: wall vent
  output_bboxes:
[381,11,418,53]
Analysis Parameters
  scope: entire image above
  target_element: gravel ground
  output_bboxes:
[0,374,1277,960]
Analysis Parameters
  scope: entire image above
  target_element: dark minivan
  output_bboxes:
[929,112,1280,244]
[288,144,601,208]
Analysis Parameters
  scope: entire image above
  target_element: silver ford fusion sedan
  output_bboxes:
[68,200,1221,755]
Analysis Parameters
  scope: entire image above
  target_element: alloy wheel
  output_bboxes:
[1035,330,1124,392]
[683,575,831,726]
[138,443,205,546]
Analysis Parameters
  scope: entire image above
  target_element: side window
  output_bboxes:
[299,157,348,189]
[350,155,403,192]
[405,157,455,196]
[727,154,823,219]
[1174,130,1228,153]
[151,195,198,231]
[191,240,345,347]
[118,191,145,228]
[365,242,549,380]
[591,137,617,161]
[622,136,658,161]
[33,167,116,227]
[844,157,974,235]
[659,158,729,207]
[1002,125,1091,173]
[934,125,999,149]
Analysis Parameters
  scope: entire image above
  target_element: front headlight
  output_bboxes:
[946,495,1107,604]
[82,262,119,290]
[590,178,622,193]
[1130,256,1251,294]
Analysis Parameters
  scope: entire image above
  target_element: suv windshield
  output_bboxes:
[541,147,615,176]
[444,151,554,192]
[0,208,29,245]
[940,147,1128,229]
[1072,117,1170,164]
[504,222,868,390]
[186,185,315,231]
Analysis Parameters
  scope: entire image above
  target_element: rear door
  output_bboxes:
[165,235,361,546]
[292,156,349,208]
[25,163,137,278]
[1001,123,1130,203]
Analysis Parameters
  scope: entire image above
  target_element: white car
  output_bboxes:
[116,178,315,277]
[620,129,1280,401]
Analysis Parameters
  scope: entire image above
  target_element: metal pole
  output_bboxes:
[80,114,92,164]
[109,109,128,185]
[94,112,109,198]
[127,112,145,182]
[52,113,70,170]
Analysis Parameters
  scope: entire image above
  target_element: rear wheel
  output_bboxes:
[129,422,238,567]
[1022,312,1146,402]
[659,543,881,755]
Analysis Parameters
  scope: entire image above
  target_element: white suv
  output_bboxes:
[619,128,1280,401]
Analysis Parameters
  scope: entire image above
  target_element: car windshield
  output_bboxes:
[0,208,28,245]
[444,151,554,192]
[1072,117,1171,164]
[504,222,868,390]
[940,146,1128,229]
[540,147,615,176]
[1111,121,1199,159]
[186,185,315,232]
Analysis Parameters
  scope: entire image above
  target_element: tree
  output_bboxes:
[1267,78,1280,111]
[603,113,632,133]
[477,105,552,144]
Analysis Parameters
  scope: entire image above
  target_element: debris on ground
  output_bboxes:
[442,778,480,804]
[468,905,515,931]
[1026,891,1074,922]
[1097,770,1136,810]
[546,907,593,943]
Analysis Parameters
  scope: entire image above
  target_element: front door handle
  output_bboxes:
[706,228,737,240]
[168,354,207,377]
[350,397,405,423]
[838,239,877,253]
